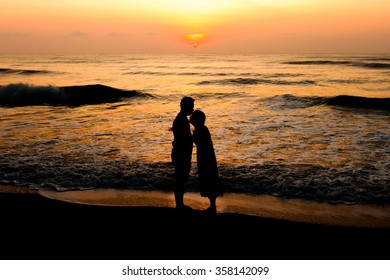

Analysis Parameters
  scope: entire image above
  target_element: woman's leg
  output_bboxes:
[208,196,217,213]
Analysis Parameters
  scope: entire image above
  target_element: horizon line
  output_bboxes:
[1,51,390,55]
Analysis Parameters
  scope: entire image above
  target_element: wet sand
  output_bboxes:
[39,188,390,228]
[1,186,389,260]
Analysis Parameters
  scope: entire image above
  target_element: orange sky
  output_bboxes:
[0,0,389,53]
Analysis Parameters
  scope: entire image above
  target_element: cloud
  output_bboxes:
[71,31,87,37]
[0,32,29,37]
[107,32,123,37]
[145,32,159,36]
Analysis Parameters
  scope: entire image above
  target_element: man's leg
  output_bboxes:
[174,160,190,209]
[174,183,185,208]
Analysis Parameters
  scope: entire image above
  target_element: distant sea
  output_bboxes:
[0,53,389,205]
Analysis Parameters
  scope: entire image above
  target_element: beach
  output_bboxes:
[0,53,389,261]
[1,53,389,207]
[1,186,389,260]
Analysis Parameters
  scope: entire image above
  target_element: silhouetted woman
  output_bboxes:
[190,109,223,214]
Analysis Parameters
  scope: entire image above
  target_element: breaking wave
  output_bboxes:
[0,67,54,75]
[1,161,388,205]
[265,94,390,111]
[323,95,390,110]
[0,83,151,106]
[197,77,317,86]
[283,60,390,70]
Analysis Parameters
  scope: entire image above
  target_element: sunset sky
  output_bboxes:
[1,0,389,53]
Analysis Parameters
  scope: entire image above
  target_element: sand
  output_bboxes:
[38,188,390,228]
[1,185,389,260]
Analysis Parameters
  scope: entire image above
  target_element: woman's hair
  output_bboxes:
[191,109,206,124]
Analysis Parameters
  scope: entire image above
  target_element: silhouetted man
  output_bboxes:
[171,96,194,209]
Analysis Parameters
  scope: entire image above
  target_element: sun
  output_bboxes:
[184,33,207,48]
[185,33,207,41]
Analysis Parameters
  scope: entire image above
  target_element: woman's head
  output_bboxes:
[190,109,206,127]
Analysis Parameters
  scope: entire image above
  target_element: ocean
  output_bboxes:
[0,53,389,206]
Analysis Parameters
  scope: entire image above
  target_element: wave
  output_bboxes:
[264,94,325,110]
[2,162,388,205]
[0,83,150,107]
[125,71,244,77]
[125,71,305,78]
[198,77,317,86]
[265,94,390,111]
[323,95,390,110]
[283,60,390,70]
[0,67,53,75]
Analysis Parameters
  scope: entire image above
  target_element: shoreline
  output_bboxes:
[2,185,388,228]
[1,185,390,260]
[38,188,390,228]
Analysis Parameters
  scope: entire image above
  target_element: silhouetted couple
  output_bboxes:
[171,97,223,214]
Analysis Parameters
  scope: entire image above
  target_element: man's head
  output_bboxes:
[180,96,194,116]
